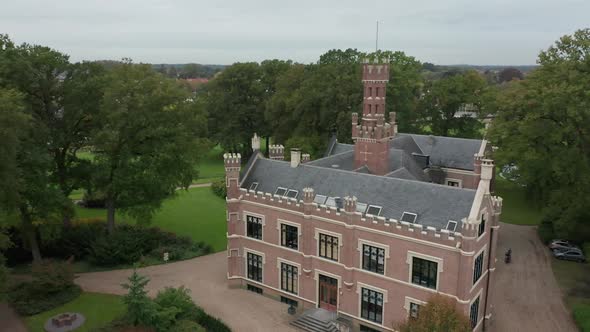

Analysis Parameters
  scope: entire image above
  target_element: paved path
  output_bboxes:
[76,252,298,332]
[488,223,578,332]
[0,303,27,332]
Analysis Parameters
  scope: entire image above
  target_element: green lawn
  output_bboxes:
[551,258,590,331]
[25,293,125,332]
[495,176,542,225]
[75,187,227,252]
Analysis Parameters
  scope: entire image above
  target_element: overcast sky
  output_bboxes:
[2,0,588,65]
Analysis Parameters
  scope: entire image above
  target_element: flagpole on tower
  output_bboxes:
[375,20,379,52]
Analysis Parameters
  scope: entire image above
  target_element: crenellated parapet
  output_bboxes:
[269,144,285,161]
[237,187,462,248]
[223,153,241,199]
[491,196,503,215]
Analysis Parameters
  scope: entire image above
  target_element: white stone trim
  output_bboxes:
[227,275,314,304]
[445,177,463,188]
[314,269,341,310]
[470,288,484,329]
[243,247,265,284]
[277,257,301,295]
[315,228,343,262]
[471,244,487,290]
[239,198,465,252]
[356,282,388,327]
[357,238,390,275]
[406,251,444,291]
[243,210,266,240]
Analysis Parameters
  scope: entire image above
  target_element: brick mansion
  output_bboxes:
[224,60,502,332]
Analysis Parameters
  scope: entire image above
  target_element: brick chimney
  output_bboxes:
[251,133,260,151]
[291,149,301,168]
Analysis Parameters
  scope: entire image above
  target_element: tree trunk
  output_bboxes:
[265,136,270,158]
[106,198,116,234]
[20,209,42,262]
[62,212,72,228]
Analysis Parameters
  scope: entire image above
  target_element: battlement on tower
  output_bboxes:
[362,59,389,82]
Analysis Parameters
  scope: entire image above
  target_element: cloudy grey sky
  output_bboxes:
[2,0,588,65]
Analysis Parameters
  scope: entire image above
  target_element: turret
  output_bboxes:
[223,153,241,199]
[251,133,260,151]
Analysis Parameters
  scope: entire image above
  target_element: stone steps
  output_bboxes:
[291,308,340,332]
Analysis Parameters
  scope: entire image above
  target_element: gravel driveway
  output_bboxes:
[76,252,298,332]
[488,223,578,332]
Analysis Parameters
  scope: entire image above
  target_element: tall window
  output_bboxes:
[247,252,262,282]
[470,296,480,328]
[318,233,339,261]
[281,224,298,250]
[411,257,438,289]
[478,215,486,237]
[473,251,485,284]
[362,244,385,274]
[409,302,421,319]
[361,288,383,324]
[280,263,298,294]
[246,215,262,240]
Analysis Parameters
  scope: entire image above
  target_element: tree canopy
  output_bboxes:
[489,28,590,241]
[396,295,471,332]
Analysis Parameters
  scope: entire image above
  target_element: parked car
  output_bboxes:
[548,239,580,252]
[553,249,586,262]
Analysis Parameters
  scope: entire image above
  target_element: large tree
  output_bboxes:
[0,35,106,226]
[206,62,265,156]
[489,29,590,241]
[419,70,488,138]
[91,62,206,233]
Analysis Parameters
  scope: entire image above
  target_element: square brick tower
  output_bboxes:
[352,59,396,175]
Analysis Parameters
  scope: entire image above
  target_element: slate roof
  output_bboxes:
[322,134,483,172]
[241,158,476,230]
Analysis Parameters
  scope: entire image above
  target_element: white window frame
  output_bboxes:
[366,205,382,216]
[286,189,299,199]
[325,196,340,208]
[406,251,444,291]
[277,258,301,295]
[249,182,259,191]
[243,247,265,283]
[243,210,265,241]
[446,220,458,232]
[401,212,418,223]
[471,245,487,288]
[356,202,368,214]
[469,288,483,329]
[314,194,327,205]
[277,219,302,252]
[445,178,462,188]
[477,210,488,240]
[356,282,388,327]
[274,186,288,197]
[403,296,427,318]
[358,239,390,275]
[314,228,343,262]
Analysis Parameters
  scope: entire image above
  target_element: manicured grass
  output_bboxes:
[494,177,542,225]
[551,258,590,331]
[75,187,227,252]
[25,292,125,332]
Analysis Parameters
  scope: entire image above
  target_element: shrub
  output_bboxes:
[9,282,81,316]
[538,217,556,244]
[43,222,107,260]
[583,243,590,256]
[175,320,206,332]
[211,179,226,199]
[573,303,590,332]
[187,306,231,332]
[122,270,156,327]
[9,261,81,316]
[154,286,196,319]
[89,232,144,266]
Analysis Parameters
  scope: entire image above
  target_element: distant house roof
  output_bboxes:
[240,158,476,230]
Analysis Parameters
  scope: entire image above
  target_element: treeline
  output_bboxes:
[203,48,496,159]
[0,34,208,264]
[154,63,224,79]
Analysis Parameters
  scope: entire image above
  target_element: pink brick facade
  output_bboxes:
[225,154,502,331]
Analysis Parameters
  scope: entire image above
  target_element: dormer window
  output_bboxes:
[366,205,382,216]
[286,189,298,199]
[275,187,287,197]
[325,197,339,208]
[249,182,259,191]
[446,220,458,232]
[401,212,418,223]
[314,194,327,205]
[356,202,368,214]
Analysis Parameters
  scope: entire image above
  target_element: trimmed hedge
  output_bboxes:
[537,217,555,244]
[573,303,590,332]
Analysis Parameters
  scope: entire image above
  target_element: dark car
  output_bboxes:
[553,249,586,263]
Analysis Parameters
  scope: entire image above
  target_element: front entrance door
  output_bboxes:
[318,274,338,311]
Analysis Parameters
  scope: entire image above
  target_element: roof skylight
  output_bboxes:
[446,220,458,232]
[249,182,259,191]
[401,212,418,223]
[275,187,287,197]
[286,189,298,199]
[366,205,382,216]
[314,194,327,205]
[356,202,368,214]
